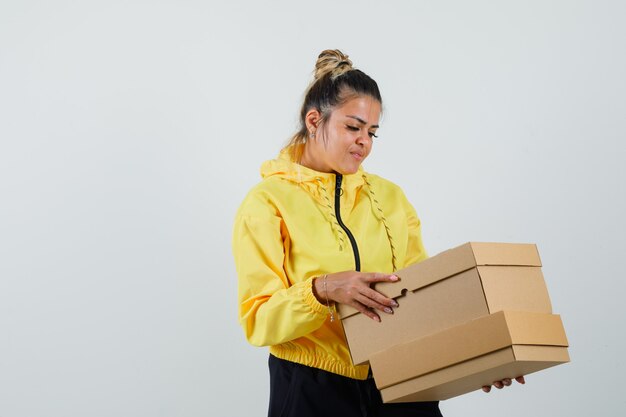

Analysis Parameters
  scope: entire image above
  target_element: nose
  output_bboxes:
[356,131,372,147]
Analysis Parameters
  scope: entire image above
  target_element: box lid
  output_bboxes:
[338,242,542,319]
[370,310,568,389]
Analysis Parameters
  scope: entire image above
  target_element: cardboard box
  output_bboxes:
[338,242,553,365]
[369,311,570,402]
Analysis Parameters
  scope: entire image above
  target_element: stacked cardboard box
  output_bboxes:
[337,242,569,402]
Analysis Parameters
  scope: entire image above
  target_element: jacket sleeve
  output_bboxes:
[232,194,327,347]
[401,194,429,268]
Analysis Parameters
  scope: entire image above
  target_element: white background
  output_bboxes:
[1,1,624,416]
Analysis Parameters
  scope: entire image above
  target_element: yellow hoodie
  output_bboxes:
[232,149,427,380]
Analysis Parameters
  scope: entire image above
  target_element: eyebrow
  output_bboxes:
[346,115,379,129]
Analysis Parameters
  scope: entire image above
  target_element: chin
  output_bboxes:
[340,165,360,175]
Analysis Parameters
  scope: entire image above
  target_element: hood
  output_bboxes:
[260,146,366,205]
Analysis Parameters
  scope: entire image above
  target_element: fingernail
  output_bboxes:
[391,300,399,307]
[384,307,393,314]
[389,275,399,281]
[373,316,381,322]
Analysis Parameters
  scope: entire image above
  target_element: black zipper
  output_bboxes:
[335,174,361,271]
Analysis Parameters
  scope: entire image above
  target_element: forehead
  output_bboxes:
[332,96,381,125]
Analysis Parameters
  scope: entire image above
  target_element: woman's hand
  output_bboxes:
[314,271,399,322]
[482,376,525,393]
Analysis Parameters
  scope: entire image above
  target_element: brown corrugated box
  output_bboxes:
[338,242,552,366]
[337,242,569,402]
[371,311,569,402]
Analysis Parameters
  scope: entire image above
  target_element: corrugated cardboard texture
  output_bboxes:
[469,242,542,266]
[370,311,568,389]
[338,242,542,320]
[380,345,569,402]
[341,259,552,365]
[343,269,489,365]
[479,266,552,314]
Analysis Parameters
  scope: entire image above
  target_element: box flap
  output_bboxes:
[469,242,542,266]
[338,242,542,319]
[478,266,553,314]
[370,311,568,389]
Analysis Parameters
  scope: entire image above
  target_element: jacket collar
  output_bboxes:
[260,146,366,193]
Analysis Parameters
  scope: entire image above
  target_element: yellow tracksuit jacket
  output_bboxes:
[232,149,427,379]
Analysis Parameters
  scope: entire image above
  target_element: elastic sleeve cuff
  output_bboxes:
[303,276,328,316]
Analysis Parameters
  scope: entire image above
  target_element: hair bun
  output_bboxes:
[314,49,353,81]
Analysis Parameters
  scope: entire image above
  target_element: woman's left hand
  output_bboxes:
[482,376,525,393]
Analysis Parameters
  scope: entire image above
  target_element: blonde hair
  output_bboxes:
[314,49,353,81]
[284,49,382,161]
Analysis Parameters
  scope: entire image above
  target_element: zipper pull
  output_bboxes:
[335,174,343,196]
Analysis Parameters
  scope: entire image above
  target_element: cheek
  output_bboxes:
[364,141,373,156]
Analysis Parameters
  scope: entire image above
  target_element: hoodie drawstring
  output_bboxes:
[309,174,397,272]
[362,174,397,272]
[315,177,346,252]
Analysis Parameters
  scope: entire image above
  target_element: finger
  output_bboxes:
[354,293,393,314]
[358,307,381,322]
[515,376,526,384]
[365,310,381,322]
[361,287,399,309]
[350,300,381,322]
[494,381,504,389]
[482,386,491,393]
[364,273,399,284]
[502,378,512,387]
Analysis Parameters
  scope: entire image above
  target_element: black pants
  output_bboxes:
[268,355,443,417]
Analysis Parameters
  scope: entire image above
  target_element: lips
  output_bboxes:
[350,151,364,161]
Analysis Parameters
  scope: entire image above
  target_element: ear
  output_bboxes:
[305,108,321,134]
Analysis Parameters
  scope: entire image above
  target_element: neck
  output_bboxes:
[300,143,332,173]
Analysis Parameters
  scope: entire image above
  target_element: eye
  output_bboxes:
[346,124,378,139]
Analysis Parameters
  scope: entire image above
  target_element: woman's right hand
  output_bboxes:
[313,271,400,322]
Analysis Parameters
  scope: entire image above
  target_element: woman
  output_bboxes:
[233,49,520,417]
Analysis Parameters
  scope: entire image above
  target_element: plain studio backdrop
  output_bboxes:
[1,1,624,416]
